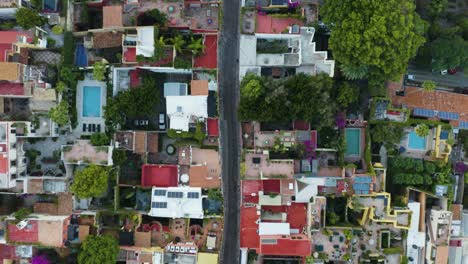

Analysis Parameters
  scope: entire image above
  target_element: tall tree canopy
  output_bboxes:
[71,165,109,198]
[15,8,44,29]
[48,101,69,126]
[78,235,119,264]
[322,0,426,87]
[431,35,468,70]
[238,73,336,127]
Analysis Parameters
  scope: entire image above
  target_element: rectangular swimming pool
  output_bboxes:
[408,131,426,150]
[82,86,101,117]
[345,128,361,156]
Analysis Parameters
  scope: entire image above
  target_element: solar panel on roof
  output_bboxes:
[167,192,183,198]
[154,189,166,196]
[459,121,468,129]
[413,108,435,117]
[152,202,167,208]
[438,111,459,120]
[187,192,199,199]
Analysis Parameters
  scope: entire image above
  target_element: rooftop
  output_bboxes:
[190,80,209,95]
[92,31,123,49]
[190,147,221,187]
[166,95,208,131]
[188,165,220,189]
[61,140,113,166]
[149,186,204,219]
[141,164,179,188]
[7,215,69,247]
[193,34,218,69]
[389,81,468,122]
[0,62,21,81]
[103,5,123,28]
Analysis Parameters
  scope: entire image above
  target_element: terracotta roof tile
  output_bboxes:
[34,203,58,215]
[389,81,468,122]
[57,193,73,215]
[147,132,158,153]
[93,32,123,48]
[451,204,463,221]
[134,131,147,154]
[134,231,151,247]
[103,6,123,28]
[78,225,90,242]
[189,165,220,188]
[191,80,209,95]
[0,62,20,81]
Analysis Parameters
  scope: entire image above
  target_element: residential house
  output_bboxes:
[0,122,28,189]
[114,130,158,155]
[122,27,155,64]
[239,26,334,79]
[148,186,204,219]
[448,204,468,264]
[6,215,70,247]
[425,209,452,264]
[187,147,221,189]
[61,140,114,166]
[166,95,207,132]
[0,0,29,18]
[407,202,426,264]
[389,81,468,130]
[240,179,311,259]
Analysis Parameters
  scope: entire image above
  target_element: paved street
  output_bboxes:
[218,0,241,263]
[407,64,468,89]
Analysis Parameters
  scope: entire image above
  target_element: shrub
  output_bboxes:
[90,133,109,146]
[415,124,430,137]
[92,61,107,81]
[46,37,56,48]
[51,25,63,34]
[62,31,74,66]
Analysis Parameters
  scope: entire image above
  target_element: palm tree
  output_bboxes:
[169,35,185,54]
[422,80,436,92]
[187,37,205,56]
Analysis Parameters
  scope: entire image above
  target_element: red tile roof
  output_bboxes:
[124,47,136,63]
[0,44,12,62]
[141,164,179,187]
[0,244,16,263]
[0,31,33,44]
[0,82,24,96]
[193,34,217,69]
[262,179,281,193]
[0,152,8,174]
[242,180,263,203]
[207,118,219,137]
[388,81,468,122]
[240,206,260,249]
[7,220,39,243]
[256,14,304,34]
[259,234,311,256]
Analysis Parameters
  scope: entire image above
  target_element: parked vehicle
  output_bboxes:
[159,113,166,130]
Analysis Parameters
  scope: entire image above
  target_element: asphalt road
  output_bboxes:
[407,64,468,89]
[218,0,241,263]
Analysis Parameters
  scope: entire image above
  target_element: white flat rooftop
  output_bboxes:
[259,222,290,236]
[149,187,204,219]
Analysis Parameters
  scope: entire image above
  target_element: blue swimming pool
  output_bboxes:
[408,131,426,150]
[82,86,101,117]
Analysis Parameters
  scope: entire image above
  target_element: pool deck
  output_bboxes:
[398,129,434,159]
[75,78,106,136]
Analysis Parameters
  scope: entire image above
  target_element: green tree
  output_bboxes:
[415,124,430,137]
[428,0,448,17]
[322,0,425,88]
[422,80,436,92]
[90,133,109,146]
[51,25,63,34]
[144,9,167,27]
[112,149,127,166]
[169,34,185,54]
[71,165,109,198]
[62,32,75,66]
[48,100,69,126]
[92,61,107,81]
[78,235,119,264]
[326,212,339,225]
[104,75,159,127]
[371,123,404,144]
[56,81,66,93]
[187,37,205,56]
[13,208,32,223]
[337,82,359,107]
[15,8,44,29]
[431,35,468,70]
